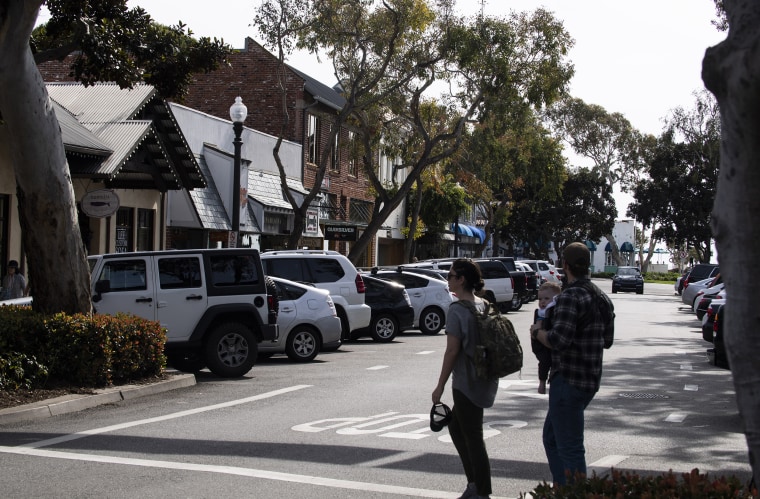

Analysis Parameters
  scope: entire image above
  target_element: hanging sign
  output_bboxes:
[81,189,120,218]
[325,225,357,241]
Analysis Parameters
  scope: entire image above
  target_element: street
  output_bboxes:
[0,281,751,498]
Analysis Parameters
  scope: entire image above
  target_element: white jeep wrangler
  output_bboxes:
[89,249,279,378]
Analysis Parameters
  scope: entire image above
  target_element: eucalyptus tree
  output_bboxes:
[255,0,574,264]
[544,97,649,265]
[627,91,720,264]
[702,0,760,485]
[0,1,229,314]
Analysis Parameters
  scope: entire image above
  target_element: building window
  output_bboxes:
[264,212,288,234]
[116,207,134,253]
[330,125,340,171]
[348,131,357,177]
[136,208,154,251]
[307,114,320,164]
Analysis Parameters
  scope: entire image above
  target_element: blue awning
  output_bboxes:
[585,240,597,251]
[468,226,486,243]
[620,242,634,252]
[604,242,611,252]
[450,223,473,237]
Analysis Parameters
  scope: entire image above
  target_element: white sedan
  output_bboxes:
[259,277,342,362]
[367,269,453,335]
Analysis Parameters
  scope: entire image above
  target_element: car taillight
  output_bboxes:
[713,312,720,332]
[326,296,337,316]
[267,295,277,324]
[355,273,366,293]
[683,278,690,289]
[402,290,412,307]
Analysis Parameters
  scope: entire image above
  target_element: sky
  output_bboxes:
[38,0,726,217]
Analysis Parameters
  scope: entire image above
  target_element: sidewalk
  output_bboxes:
[0,373,196,425]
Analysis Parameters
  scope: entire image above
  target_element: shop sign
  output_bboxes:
[325,225,357,241]
[81,189,120,218]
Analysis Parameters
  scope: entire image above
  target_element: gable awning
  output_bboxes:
[48,82,205,191]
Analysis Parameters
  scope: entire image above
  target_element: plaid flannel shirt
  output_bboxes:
[546,278,609,393]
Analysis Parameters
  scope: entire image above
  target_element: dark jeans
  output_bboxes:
[449,389,491,496]
[542,373,596,484]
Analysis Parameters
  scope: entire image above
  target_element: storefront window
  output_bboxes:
[116,207,134,253]
[137,208,154,251]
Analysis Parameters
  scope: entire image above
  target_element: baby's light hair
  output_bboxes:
[538,281,562,296]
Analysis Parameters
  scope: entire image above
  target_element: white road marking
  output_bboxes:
[680,363,693,370]
[684,384,699,391]
[503,391,547,400]
[499,380,537,390]
[416,351,435,355]
[0,446,487,498]
[20,385,312,449]
[589,454,629,467]
[665,412,687,423]
[367,365,389,370]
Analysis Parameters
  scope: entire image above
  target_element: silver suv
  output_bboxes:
[261,250,371,340]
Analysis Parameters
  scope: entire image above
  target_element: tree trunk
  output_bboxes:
[702,0,760,486]
[404,177,423,263]
[0,0,92,315]
[606,233,622,266]
[349,170,419,265]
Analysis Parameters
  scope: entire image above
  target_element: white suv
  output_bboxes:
[519,259,562,284]
[261,250,371,340]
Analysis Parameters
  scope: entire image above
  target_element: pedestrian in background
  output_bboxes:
[432,258,497,499]
[530,243,614,485]
[1,260,27,300]
[532,281,562,394]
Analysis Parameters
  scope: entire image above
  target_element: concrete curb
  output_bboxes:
[0,373,196,425]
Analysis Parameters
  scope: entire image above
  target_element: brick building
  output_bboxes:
[180,38,379,267]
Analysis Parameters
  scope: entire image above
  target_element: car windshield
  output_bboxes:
[618,268,639,276]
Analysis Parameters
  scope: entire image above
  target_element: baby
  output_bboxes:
[532,282,562,394]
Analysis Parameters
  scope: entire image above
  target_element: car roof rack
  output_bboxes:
[262,249,341,255]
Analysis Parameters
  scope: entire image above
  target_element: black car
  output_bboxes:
[351,275,414,342]
[612,266,644,294]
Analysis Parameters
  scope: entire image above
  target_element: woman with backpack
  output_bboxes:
[432,258,498,499]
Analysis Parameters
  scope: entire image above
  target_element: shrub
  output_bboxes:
[106,313,166,384]
[0,305,47,355]
[45,313,114,387]
[0,352,49,390]
[0,307,166,389]
[520,468,757,498]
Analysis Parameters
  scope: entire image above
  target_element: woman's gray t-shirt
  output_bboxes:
[447,299,499,408]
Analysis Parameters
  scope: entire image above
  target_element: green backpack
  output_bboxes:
[454,300,523,380]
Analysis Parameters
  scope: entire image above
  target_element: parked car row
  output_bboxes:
[671,263,726,370]
[2,250,543,376]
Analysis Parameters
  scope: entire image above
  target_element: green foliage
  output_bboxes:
[32,2,231,99]
[107,314,166,383]
[0,353,49,391]
[519,468,756,498]
[0,307,166,389]
[418,174,467,233]
[627,91,720,264]
[0,305,47,355]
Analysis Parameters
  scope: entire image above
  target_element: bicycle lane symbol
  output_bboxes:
[291,412,527,442]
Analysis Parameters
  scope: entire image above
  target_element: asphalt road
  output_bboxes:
[0,280,751,498]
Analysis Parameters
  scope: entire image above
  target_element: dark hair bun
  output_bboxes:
[473,279,485,292]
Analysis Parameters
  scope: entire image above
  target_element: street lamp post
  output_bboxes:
[229,96,248,248]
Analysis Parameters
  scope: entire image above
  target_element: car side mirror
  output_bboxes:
[93,279,110,302]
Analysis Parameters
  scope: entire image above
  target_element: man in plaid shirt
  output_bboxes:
[531,242,615,485]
